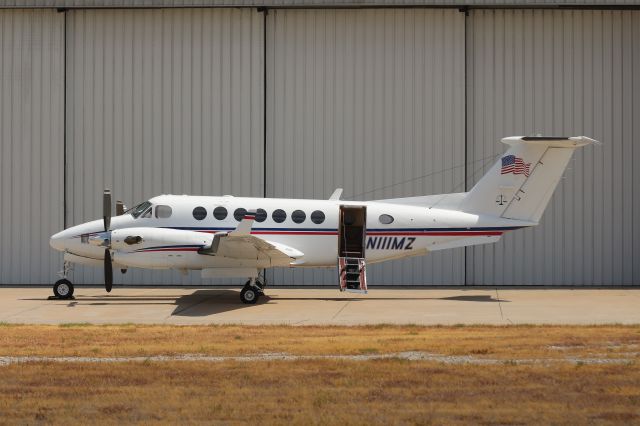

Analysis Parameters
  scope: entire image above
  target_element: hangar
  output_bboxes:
[0,0,638,286]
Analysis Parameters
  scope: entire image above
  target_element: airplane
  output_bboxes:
[49,136,598,303]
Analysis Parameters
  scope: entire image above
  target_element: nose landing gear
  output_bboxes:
[51,261,75,300]
[53,279,74,299]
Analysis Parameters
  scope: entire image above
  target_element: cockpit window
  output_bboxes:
[129,201,152,219]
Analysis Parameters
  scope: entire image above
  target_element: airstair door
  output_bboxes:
[338,206,367,293]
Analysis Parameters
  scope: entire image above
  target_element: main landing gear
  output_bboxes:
[52,261,75,299]
[240,276,265,304]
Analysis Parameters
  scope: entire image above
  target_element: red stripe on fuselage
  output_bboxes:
[250,231,337,235]
[368,231,504,236]
[190,230,501,237]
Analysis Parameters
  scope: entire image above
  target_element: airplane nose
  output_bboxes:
[49,231,67,251]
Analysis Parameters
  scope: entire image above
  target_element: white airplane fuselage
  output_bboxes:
[51,194,530,271]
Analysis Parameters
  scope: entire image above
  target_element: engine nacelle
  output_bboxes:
[111,227,214,269]
[110,227,213,250]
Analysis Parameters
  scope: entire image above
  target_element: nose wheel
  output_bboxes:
[50,260,75,299]
[53,279,75,299]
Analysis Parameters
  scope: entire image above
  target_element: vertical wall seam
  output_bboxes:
[262,7,267,199]
[62,9,67,230]
[463,8,469,286]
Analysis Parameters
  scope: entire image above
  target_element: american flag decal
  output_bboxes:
[501,155,531,177]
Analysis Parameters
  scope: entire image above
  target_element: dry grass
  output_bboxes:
[1,360,639,424]
[0,325,639,424]
[0,324,638,359]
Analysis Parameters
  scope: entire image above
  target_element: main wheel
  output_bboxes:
[240,286,260,304]
[53,279,74,299]
[245,279,264,294]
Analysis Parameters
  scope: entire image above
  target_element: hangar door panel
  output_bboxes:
[66,9,264,285]
[0,10,64,284]
[266,9,466,285]
[466,10,640,285]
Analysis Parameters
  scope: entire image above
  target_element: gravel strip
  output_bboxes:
[0,352,635,366]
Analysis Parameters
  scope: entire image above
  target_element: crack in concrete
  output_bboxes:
[331,300,351,320]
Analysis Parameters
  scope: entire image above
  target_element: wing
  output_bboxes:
[205,235,304,264]
[199,212,304,266]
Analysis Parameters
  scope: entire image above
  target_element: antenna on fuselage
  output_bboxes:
[329,188,343,200]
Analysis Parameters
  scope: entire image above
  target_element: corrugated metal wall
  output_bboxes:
[1,7,638,286]
[66,8,264,284]
[466,9,640,285]
[0,10,64,284]
[265,9,466,285]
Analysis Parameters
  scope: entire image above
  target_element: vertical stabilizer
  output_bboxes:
[461,136,598,222]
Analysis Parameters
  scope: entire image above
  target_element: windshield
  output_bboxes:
[126,201,152,219]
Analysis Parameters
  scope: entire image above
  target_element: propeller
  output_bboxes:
[103,189,113,293]
[104,248,113,293]
[103,189,112,232]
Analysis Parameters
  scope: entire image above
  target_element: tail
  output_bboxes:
[461,136,599,222]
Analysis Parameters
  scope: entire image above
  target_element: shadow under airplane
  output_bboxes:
[24,289,509,317]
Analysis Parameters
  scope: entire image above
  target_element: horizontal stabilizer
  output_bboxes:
[502,136,600,147]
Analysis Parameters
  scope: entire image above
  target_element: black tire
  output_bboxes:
[53,279,74,299]
[240,286,260,304]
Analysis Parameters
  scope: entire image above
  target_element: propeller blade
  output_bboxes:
[103,189,112,232]
[104,249,113,293]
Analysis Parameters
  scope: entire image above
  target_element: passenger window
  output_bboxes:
[292,210,306,224]
[272,209,286,223]
[255,208,267,223]
[379,214,394,224]
[234,208,247,222]
[155,205,172,219]
[310,210,325,224]
[213,206,227,220]
[193,207,207,221]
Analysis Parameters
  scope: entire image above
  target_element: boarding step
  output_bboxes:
[338,256,367,294]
